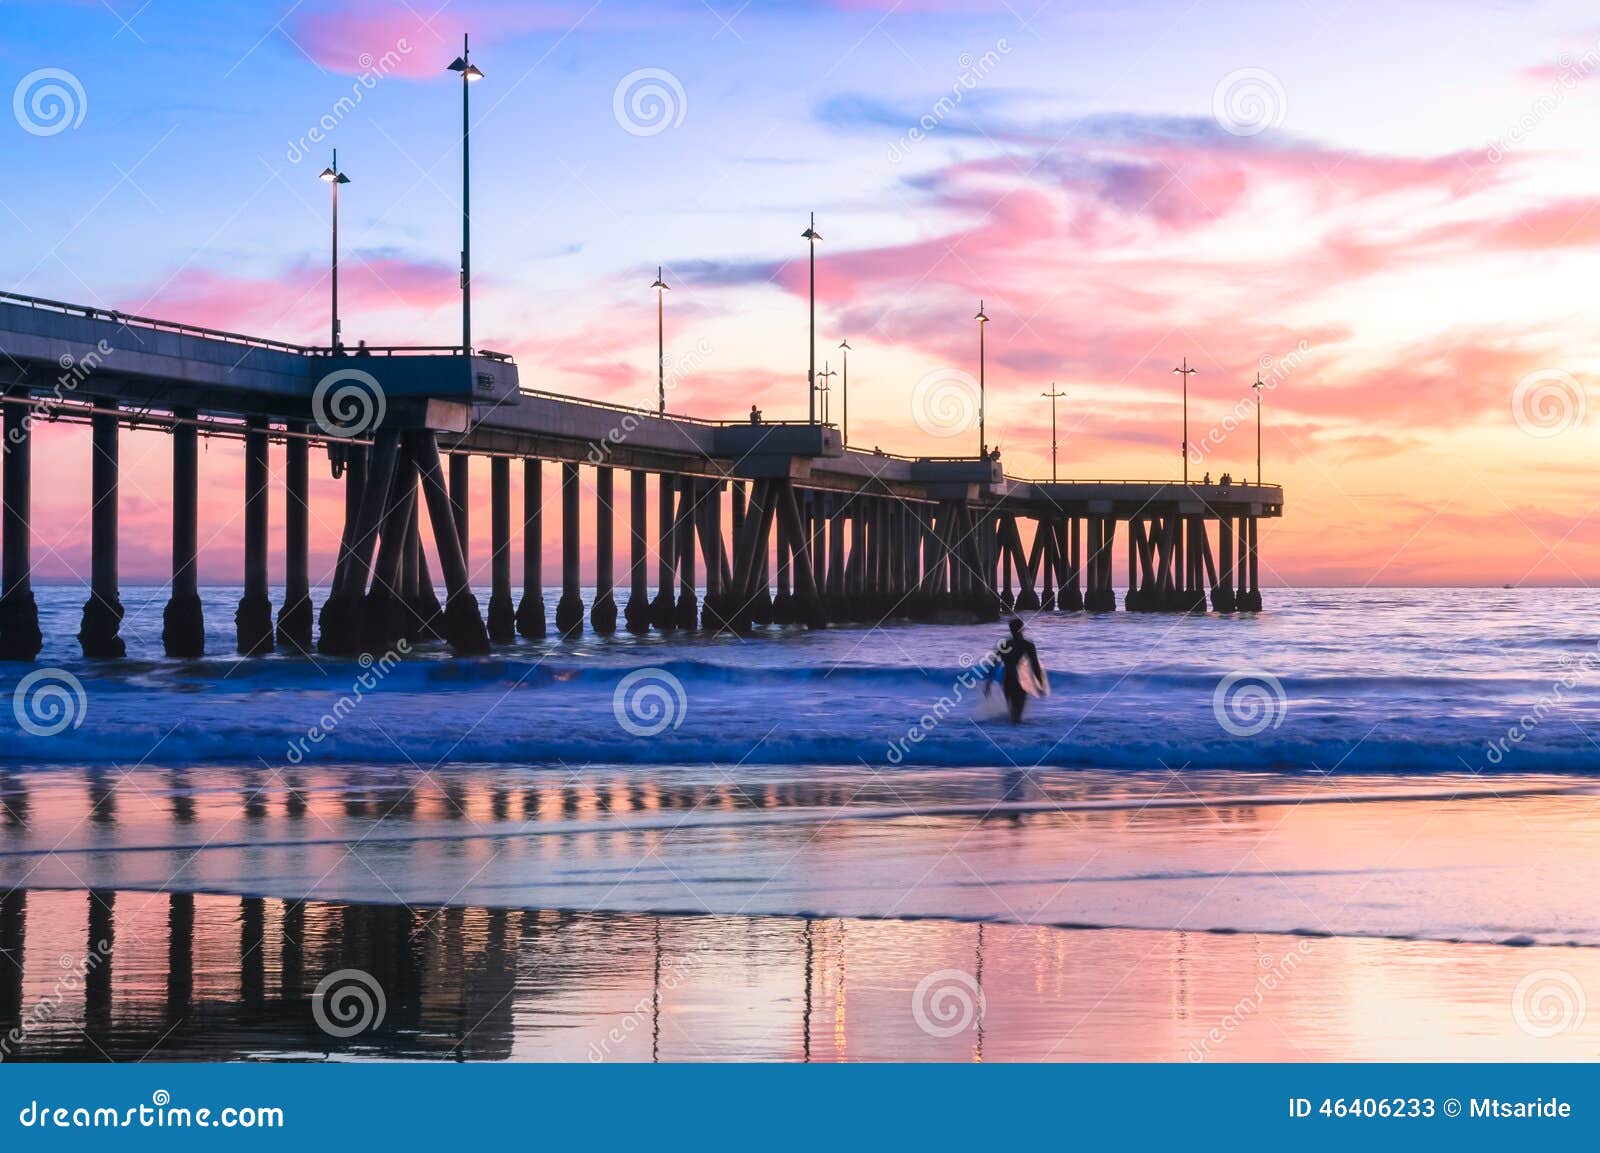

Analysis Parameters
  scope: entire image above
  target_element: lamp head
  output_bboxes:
[975,300,988,324]
[319,166,337,182]
[651,266,669,291]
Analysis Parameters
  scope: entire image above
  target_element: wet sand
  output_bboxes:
[2,891,1596,1062]
[2,763,1598,1061]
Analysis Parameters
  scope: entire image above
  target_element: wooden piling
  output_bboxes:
[487,456,515,642]
[162,408,206,657]
[318,428,399,655]
[555,462,584,637]
[79,399,125,657]
[276,420,313,652]
[515,459,546,638]
[1245,516,1261,610]
[236,417,274,655]
[624,470,651,633]
[775,481,825,627]
[650,471,675,630]
[1213,516,1236,612]
[674,476,698,630]
[772,492,794,624]
[414,431,490,654]
[591,466,618,635]
[449,452,470,558]
[0,389,42,660]
[363,440,417,651]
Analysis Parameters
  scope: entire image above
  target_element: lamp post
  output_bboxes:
[817,362,836,425]
[1252,371,1265,485]
[838,339,851,445]
[652,267,670,415]
[975,301,989,458]
[1042,384,1066,483]
[447,34,484,354]
[802,213,822,422]
[318,151,350,351]
[1173,357,1197,483]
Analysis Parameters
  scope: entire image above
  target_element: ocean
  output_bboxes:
[1,584,1597,1060]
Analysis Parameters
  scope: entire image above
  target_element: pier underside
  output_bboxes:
[0,292,1281,657]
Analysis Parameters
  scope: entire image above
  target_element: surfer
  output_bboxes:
[994,617,1045,724]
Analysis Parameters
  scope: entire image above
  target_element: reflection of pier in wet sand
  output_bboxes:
[3,764,1600,1060]
[5,889,1600,1062]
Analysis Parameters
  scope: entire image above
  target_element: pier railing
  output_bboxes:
[0,289,312,355]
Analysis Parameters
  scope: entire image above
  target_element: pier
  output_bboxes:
[0,290,1281,660]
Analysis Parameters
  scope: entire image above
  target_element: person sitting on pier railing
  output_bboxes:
[749,404,762,424]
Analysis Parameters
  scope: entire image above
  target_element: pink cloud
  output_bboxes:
[120,255,463,346]
[288,2,591,77]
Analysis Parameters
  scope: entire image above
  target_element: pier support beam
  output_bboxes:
[319,430,399,655]
[1244,516,1262,611]
[162,409,206,658]
[1084,516,1117,612]
[362,442,416,651]
[1040,520,1057,611]
[332,445,365,597]
[650,472,676,630]
[276,421,313,652]
[1016,520,1042,612]
[487,457,515,643]
[515,460,546,639]
[1213,517,1237,612]
[415,432,490,654]
[1060,519,1083,610]
[555,463,584,637]
[449,452,470,559]
[700,481,730,632]
[78,400,125,658]
[591,467,618,635]
[674,476,698,630]
[773,495,794,624]
[624,470,651,633]
[752,489,774,625]
[236,418,274,655]
[774,480,825,627]
[1000,520,1014,610]
[400,497,422,642]
[0,389,42,660]
[825,494,847,622]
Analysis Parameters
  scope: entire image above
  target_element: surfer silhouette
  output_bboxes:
[992,617,1046,724]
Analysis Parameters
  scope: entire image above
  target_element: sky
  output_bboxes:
[4,0,1600,587]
